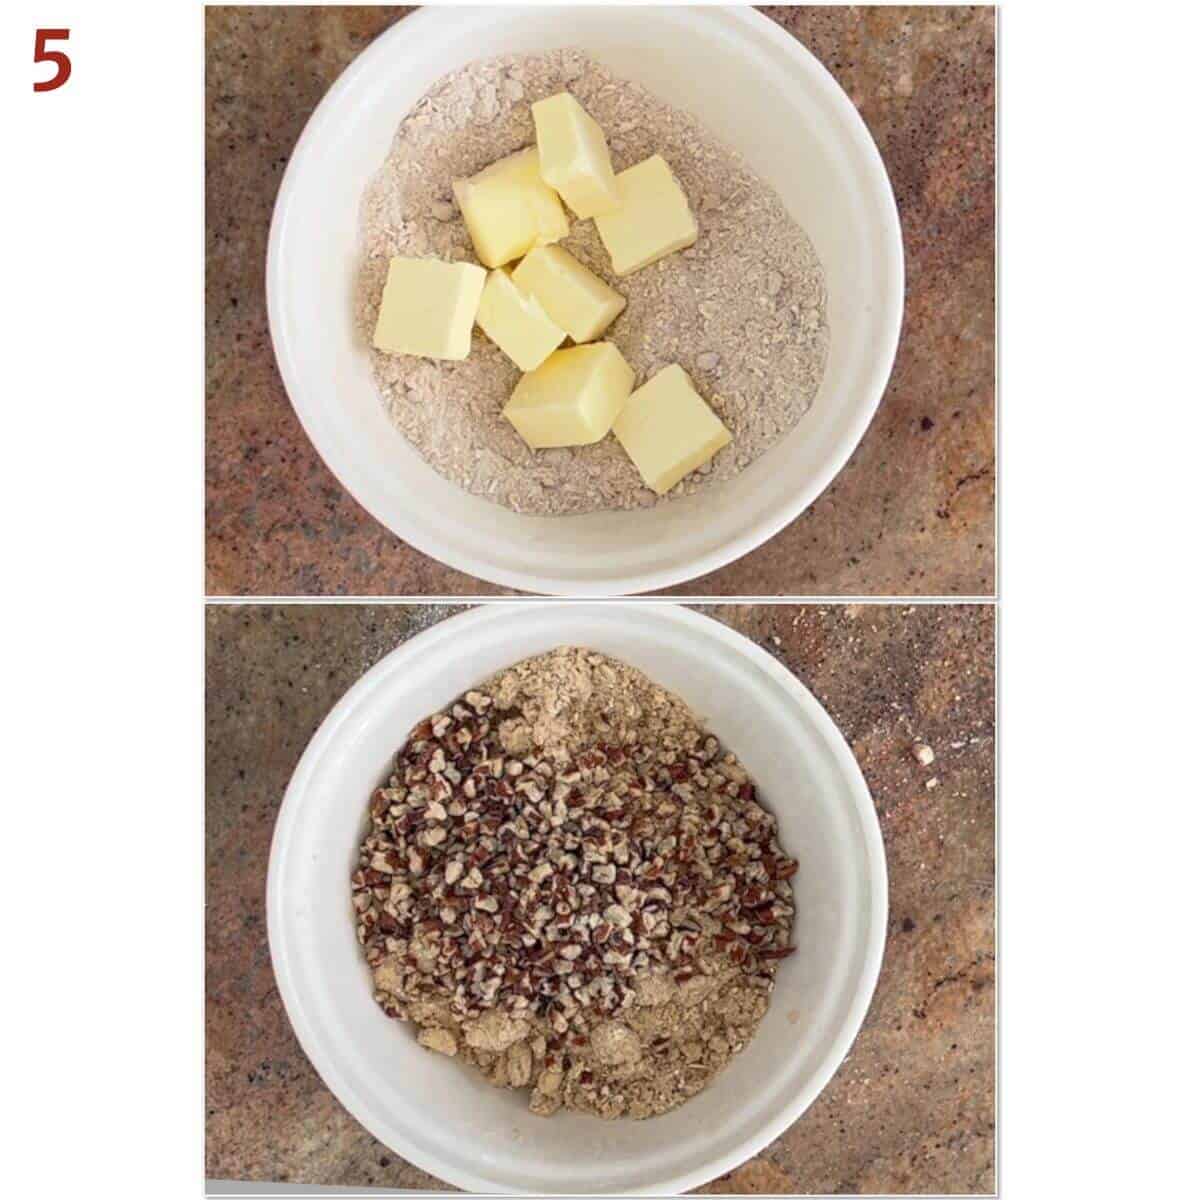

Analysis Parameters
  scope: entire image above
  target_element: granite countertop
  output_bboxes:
[206,603,995,1192]
[205,7,995,597]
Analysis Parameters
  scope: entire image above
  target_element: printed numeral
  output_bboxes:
[34,28,72,92]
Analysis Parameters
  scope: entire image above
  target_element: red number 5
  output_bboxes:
[33,28,71,92]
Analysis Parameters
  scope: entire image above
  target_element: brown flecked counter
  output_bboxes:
[205,7,995,597]
[205,603,995,1191]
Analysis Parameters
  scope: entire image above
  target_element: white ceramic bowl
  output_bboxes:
[267,7,903,596]
[267,603,887,1194]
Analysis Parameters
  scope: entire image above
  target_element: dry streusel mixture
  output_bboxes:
[356,50,829,515]
[351,648,797,1119]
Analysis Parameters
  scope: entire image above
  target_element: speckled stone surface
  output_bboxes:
[206,603,994,1192]
[205,7,994,597]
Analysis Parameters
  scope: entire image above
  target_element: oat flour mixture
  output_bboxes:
[357,50,829,515]
[351,648,798,1119]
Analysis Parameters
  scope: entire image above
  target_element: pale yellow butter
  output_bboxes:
[503,343,634,449]
[475,268,566,372]
[532,92,621,219]
[512,245,626,343]
[372,257,487,361]
[594,154,698,276]
[452,148,570,268]
[613,364,731,494]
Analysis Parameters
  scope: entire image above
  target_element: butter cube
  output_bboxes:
[594,155,698,276]
[503,343,634,449]
[512,245,626,343]
[475,268,566,372]
[372,257,487,361]
[613,365,731,494]
[532,92,621,218]
[453,148,570,268]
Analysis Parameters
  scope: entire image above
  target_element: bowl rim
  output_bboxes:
[266,602,889,1194]
[265,6,905,597]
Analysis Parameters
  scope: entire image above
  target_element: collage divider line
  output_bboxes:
[204,595,998,606]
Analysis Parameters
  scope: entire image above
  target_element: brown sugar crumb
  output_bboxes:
[351,647,798,1118]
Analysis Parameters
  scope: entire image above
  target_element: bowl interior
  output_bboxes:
[268,7,903,594]
[268,605,885,1194]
